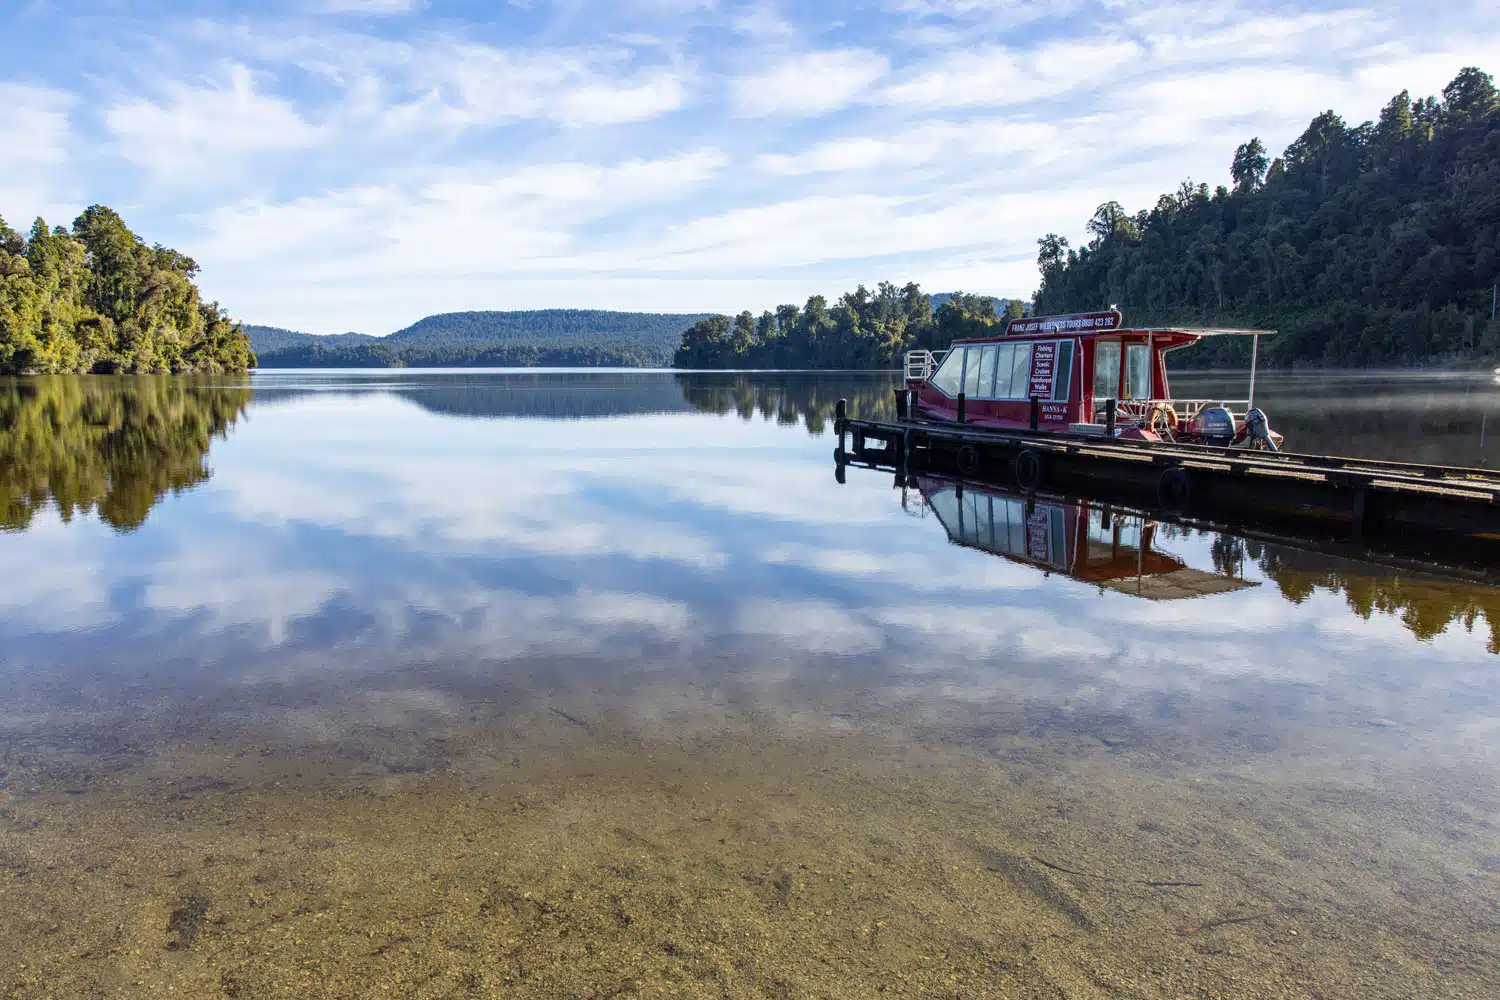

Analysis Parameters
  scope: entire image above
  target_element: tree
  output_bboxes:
[671,283,944,369]
[1086,201,1135,243]
[1376,90,1414,144]
[1231,137,1269,193]
[0,204,253,375]
[775,303,799,338]
[0,215,23,257]
[674,315,732,368]
[1442,66,1498,120]
[1030,66,1500,370]
[756,310,777,345]
[1036,233,1070,279]
[731,310,756,353]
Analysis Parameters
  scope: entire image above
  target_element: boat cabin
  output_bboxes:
[904,309,1276,444]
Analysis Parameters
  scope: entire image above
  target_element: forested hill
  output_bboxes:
[249,309,708,367]
[1033,66,1500,368]
[0,207,254,374]
[242,326,375,354]
[673,286,1025,369]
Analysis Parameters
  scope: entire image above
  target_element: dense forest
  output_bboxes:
[249,309,707,367]
[673,284,1025,369]
[1034,67,1500,368]
[0,376,251,531]
[0,207,255,374]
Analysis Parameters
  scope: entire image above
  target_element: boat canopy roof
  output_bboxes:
[950,325,1277,344]
[948,309,1276,345]
[1146,327,1278,336]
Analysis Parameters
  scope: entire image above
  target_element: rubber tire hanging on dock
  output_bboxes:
[956,444,980,476]
[1013,449,1044,490]
[1158,466,1193,511]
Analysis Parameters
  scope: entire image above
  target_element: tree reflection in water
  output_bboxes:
[912,475,1500,654]
[0,375,251,532]
[677,372,901,432]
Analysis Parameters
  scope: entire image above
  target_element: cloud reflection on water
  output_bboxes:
[0,374,1496,771]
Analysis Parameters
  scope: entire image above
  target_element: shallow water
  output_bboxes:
[2,370,1499,998]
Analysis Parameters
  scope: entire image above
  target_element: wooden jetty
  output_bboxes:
[833,398,1500,548]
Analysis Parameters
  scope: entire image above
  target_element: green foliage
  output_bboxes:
[673,283,1019,369]
[1034,67,1500,368]
[1231,137,1269,193]
[0,206,254,375]
[0,375,251,531]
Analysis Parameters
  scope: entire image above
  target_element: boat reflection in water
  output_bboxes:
[914,475,1258,600]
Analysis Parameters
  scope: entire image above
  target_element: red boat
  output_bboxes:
[903,308,1282,449]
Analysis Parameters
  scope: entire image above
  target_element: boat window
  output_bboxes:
[1125,343,1151,400]
[1093,340,1121,400]
[1002,498,1026,555]
[1005,343,1033,399]
[1048,508,1067,567]
[928,487,959,529]
[930,347,965,396]
[963,346,985,398]
[975,344,1000,398]
[963,492,983,546]
[992,344,1015,397]
[1052,341,1074,401]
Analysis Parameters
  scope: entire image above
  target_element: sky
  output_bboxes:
[2,1,1498,334]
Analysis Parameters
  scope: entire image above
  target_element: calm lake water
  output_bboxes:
[3,369,1500,998]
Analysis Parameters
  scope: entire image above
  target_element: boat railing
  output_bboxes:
[1101,398,1251,426]
[904,350,945,381]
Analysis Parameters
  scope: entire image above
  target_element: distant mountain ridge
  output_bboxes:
[245,298,1019,368]
[246,309,710,367]
[242,326,377,354]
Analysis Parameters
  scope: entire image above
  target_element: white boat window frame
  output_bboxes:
[1052,340,1076,402]
[1124,342,1151,400]
[1093,339,1122,401]
[929,345,967,397]
[1010,342,1035,399]
[963,344,985,398]
[975,344,1001,398]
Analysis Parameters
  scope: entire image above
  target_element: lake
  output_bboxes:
[2,369,1499,998]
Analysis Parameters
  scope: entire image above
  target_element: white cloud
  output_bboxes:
[735,599,884,654]
[105,64,319,178]
[429,45,690,127]
[197,146,728,288]
[731,49,889,117]
[0,84,74,218]
[881,38,1142,108]
[556,72,687,125]
[14,1,1500,327]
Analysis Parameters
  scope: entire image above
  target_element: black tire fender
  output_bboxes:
[1014,449,1043,490]
[956,444,980,476]
[1158,465,1193,511]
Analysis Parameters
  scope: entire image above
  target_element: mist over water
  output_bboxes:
[2,370,1499,998]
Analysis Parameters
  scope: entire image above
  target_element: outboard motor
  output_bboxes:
[1186,405,1236,446]
[1244,407,1278,451]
